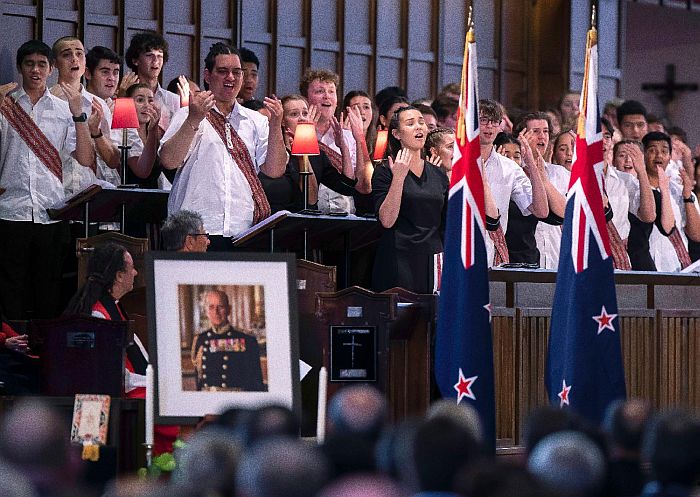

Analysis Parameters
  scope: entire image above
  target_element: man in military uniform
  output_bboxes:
[191,289,265,391]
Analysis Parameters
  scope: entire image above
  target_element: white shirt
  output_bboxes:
[534,163,570,269]
[162,103,269,237]
[155,84,181,132]
[484,148,533,266]
[317,127,356,214]
[604,166,631,240]
[0,87,76,223]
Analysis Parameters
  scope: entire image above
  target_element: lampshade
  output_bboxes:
[372,129,389,160]
[291,123,320,156]
[111,98,140,129]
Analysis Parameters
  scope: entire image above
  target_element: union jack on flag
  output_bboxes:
[435,21,496,449]
[545,18,626,424]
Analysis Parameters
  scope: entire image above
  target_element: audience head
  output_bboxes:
[126,83,156,126]
[431,94,459,130]
[236,436,330,497]
[317,474,404,497]
[237,404,299,447]
[647,113,666,134]
[0,459,39,497]
[515,111,552,157]
[51,36,85,82]
[601,116,614,161]
[387,105,426,157]
[667,125,688,144]
[454,463,552,497]
[522,406,579,456]
[166,76,200,96]
[378,95,409,130]
[552,130,575,171]
[300,68,340,122]
[172,426,241,497]
[16,40,54,91]
[527,430,606,497]
[0,399,76,492]
[425,127,455,175]
[414,103,438,131]
[642,131,672,174]
[125,30,169,76]
[85,46,121,99]
[238,47,260,102]
[616,100,648,141]
[427,399,483,443]
[64,242,137,315]
[343,90,377,145]
[493,132,522,166]
[374,86,407,113]
[328,385,387,439]
[204,42,242,103]
[643,409,700,488]
[545,108,562,135]
[603,99,622,129]
[558,91,580,126]
[375,418,420,481]
[438,82,460,101]
[161,210,209,252]
[602,398,651,457]
[479,99,504,147]
[613,140,644,176]
[281,94,310,140]
[412,416,483,493]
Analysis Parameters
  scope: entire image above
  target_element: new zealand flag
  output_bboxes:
[435,24,496,447]
[545,25,626,424]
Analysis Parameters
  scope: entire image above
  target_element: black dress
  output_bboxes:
[259,151,358,213]
[627,189,668,271]
[505,200,540,265]
[370,160,449,293]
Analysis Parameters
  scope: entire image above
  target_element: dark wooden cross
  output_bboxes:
[642,64,698,107]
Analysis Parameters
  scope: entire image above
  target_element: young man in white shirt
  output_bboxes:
[159,42,287,251]
[0,40,94,319]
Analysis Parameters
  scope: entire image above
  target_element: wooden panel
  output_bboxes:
[492,308,516,444]
[619,311,658,404]
[658,311,700,408]
[517,308,551,445]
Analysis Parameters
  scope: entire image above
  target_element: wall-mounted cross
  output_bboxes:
[641,64,698,107]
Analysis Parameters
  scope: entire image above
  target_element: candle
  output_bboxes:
[316,366,328,444]
[145,364,154,446]
[373,129,388,161]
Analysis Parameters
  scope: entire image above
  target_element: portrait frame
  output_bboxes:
[145,251,300,424]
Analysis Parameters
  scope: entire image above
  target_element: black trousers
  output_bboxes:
[0,219,70,319]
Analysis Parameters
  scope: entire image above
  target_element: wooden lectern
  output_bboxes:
[30,315,127,396]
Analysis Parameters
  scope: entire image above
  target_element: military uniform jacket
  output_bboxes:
[193,324,265,391]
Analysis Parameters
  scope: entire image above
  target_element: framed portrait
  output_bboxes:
[145,252,300,424]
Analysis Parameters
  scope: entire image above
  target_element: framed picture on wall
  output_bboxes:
[145,252,299,424]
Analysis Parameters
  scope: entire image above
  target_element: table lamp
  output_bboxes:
[372,129,388,161]
[291,122,320,213]
[111,97,140,186]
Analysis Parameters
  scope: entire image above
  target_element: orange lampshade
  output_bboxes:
[373,129,389,160]
[111,98,140,129]
[291,123,320,156]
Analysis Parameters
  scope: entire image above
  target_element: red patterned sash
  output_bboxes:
[206,110,271,224]
[319,142,343,173]
[606,221,632,270]
[489,226,510,266]
[0,96,62,181]
[669,227,692,269]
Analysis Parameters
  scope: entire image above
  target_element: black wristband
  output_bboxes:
[90,130,103,139]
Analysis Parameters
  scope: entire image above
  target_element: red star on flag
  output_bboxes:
[454,368,478,403]
[558,379,571,407]
[592,305,618,335]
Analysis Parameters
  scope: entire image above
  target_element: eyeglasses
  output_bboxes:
[479,117,500,126]
[189,232,210,238]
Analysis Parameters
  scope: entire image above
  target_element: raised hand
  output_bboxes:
[88,99,104,136]
[622,143,645,177]
[0,82,18,101]
[657,165,670,191]
[146,104,161,132]
[263,95,284,127]
[388,148,412,181]
[680,166,695,199]
[5,334,29,354]
[117,72,139,98]
[427,153,443,169]
[518,129,537,172]
[345,106,365,140]
[187,90,215,126]
[176,75,191,106]
[331,115,346,150]
[60,83,84,118]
